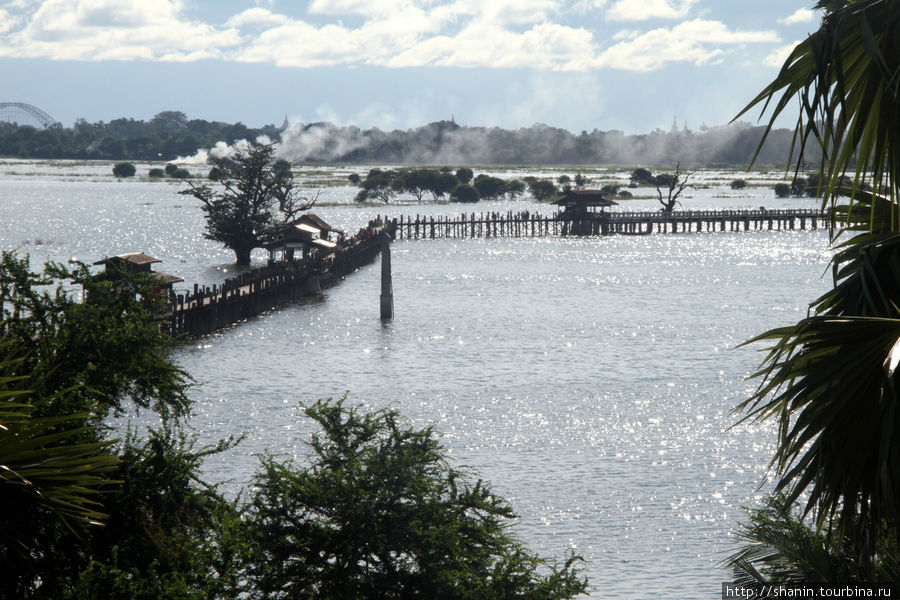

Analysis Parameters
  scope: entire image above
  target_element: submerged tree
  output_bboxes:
[729,0,900,583]
[655,163,693,212]
[354,168,399,203]
[180,142,317,265]
[244,398,589,600]
[526,178,558,201]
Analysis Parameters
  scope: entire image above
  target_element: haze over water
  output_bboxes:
[1,160,832,598]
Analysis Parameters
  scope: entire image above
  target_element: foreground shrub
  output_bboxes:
[243,398,589,600]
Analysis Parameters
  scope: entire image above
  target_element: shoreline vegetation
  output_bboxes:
[1,157,822,209]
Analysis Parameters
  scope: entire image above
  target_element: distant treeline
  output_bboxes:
[281,120,821,168]
[0,110,820,168]
[0,111,281,161]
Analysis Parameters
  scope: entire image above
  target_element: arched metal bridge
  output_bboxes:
[0,102,59,128]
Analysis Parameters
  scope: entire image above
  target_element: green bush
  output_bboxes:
[600,184,620,196]
[473,174,507,200]
[243,399,589,600]
[455,167,474,184]
[527,179,557,201]
[112,162,136,177]
[629,168,654,186]
[450,183,480,203]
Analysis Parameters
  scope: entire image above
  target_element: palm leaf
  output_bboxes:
[734,0,900,219]
[0,334,119,554]
[737,315,900,545]
[725,495,885,588]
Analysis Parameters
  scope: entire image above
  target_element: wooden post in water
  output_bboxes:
[380,233,394,320]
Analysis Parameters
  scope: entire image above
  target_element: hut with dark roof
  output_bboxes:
[552,189,618,219]
[93,252,183,289]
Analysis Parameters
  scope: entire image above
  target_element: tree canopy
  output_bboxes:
[244,398,589,600]
[180,142,315,265]
[0,112,280,161]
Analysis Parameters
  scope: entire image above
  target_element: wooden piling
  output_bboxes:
[380,233,393,320]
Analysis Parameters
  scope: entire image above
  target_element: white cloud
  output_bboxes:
[0,9,20,34]
[594,19,779,71]
[235,0,572,69]
[29,0,183,31]
[225,8,291,28]
[4,0,39,8]
[237,20,360,66]
[606,0,699,21]
[387,21,595,70]
[478,0,559,26]
[778,8,815,26]
[308,0,414,18]
[763,41,800,68]
[0,0,783,75]
[0,0,241,60]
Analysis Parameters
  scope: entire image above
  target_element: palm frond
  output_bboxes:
[725,495,875,588]
[737,315,900,543]
[0,334,119,554]
[734,0,900,221]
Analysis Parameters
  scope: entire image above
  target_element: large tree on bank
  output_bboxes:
[181,142,316,265]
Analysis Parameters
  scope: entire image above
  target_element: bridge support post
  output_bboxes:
[380,234,393,321]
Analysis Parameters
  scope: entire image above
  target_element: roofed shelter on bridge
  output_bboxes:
[553,189,618,218]
[264,213,345,264]
[93,252,184,290]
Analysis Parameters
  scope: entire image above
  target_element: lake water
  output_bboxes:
[0,160,833,599]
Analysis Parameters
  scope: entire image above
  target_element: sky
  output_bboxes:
[0,0,820,134]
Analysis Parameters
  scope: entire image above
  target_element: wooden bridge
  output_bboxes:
[390,208,827,240]
[166,219,395,338]
[160,207,828,337]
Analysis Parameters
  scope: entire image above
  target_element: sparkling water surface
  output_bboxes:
[1,161,833,599]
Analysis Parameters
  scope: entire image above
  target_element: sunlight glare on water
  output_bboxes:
[0,161,833,599]
[178,231,830,599]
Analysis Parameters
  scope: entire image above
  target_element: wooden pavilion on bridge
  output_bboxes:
[553,189,619,235]
[92,252,183,291]
[264,213,345,265]
[553,189,618,219]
